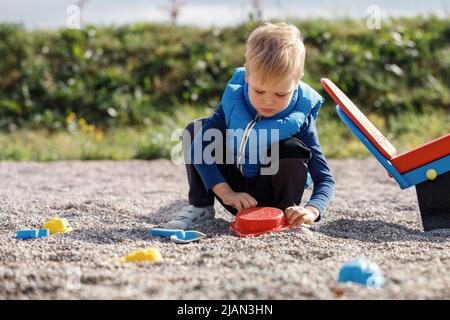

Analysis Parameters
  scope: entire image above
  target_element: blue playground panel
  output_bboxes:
[403,155,450,187]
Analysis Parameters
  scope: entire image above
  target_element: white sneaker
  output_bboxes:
[163,205,215,230]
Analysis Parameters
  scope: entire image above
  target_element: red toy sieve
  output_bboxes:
[229,207,291,237]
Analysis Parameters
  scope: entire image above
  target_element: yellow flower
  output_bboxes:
[82,124,95,132]
[78,118,86,126]
[94,130,103,142]
[65,112,76,123]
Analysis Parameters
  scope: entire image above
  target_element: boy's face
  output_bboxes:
[245,71,300,118]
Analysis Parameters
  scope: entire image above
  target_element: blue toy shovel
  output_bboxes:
[149,228,206,244]
[16,229,50,239]
[149,228,185,238]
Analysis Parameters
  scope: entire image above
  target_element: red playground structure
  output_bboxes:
[321,78,450,231]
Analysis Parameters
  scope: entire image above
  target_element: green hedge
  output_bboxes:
[0,18,449,130]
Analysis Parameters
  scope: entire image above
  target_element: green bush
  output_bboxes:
[0,18,449,130]
[1,110,447,161]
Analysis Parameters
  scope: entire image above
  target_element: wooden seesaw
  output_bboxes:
[321,78,450,231]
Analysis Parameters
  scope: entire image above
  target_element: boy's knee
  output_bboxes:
[267,137,312,162]
[278,158,308,174]
[183,118,207,150]
[184,119,201,139]
[182,119,204,164]
[278,137,311,160]
[263,157,307,177]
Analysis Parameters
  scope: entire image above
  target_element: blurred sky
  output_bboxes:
[1,0,449,29]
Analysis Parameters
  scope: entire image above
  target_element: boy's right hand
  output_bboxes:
[212,182,258,212]
[221,191,258,212]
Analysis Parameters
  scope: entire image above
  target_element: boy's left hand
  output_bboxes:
[284,205,320,227]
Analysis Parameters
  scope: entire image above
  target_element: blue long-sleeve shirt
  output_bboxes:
[190,104,335,220]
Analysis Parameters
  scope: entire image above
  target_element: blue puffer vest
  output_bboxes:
[221,67,324,177]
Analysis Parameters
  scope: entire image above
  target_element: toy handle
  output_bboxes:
[149,228,185,238]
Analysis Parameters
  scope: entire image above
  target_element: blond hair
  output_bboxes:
[245,22,306,83]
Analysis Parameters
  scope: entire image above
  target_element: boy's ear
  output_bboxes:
[245,73,249,83]
[298,72,305,84]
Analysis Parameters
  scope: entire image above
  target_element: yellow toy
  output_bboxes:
[41,217,73,235]
[117,247,163,263]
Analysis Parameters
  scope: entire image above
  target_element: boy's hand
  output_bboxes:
[212,182,258,212]
[284,205,319,227]
[222,191,258,212]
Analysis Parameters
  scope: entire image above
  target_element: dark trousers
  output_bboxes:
[183,119,312,215]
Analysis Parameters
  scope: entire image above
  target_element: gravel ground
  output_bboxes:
[0,159,449,300]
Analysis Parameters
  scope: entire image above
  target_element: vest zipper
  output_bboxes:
[237,112,262,174]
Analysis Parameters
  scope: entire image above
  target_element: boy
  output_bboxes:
[165,22,335,230]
